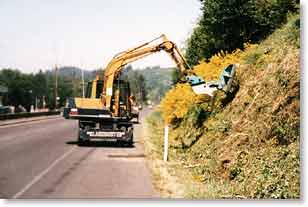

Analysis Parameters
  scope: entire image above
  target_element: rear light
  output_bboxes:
[69,108,78,115]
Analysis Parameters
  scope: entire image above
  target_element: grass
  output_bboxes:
[144,14,300,199]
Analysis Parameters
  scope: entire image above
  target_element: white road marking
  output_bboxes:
[12,147,76,199]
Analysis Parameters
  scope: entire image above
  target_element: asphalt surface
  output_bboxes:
[0,109,157,199]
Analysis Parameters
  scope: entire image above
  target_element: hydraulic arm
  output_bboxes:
[101,34,206,112]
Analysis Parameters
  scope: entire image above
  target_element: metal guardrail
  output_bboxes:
[0,111,60,121]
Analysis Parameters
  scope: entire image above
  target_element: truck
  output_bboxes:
[63,34,237,146]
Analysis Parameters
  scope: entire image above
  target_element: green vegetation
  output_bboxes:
[185,0,299,66]
[121,65,175,105]
[0,65,173,111]
[139,66,174,104]
[146,13,300,199]
[0,69,48,111]
[0,67,86,110]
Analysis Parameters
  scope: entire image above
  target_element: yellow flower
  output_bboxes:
[160,43,257,124]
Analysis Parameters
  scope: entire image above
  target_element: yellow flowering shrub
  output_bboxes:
[160,43,258,124]
[193,43,258,81]
[159,83,199,124]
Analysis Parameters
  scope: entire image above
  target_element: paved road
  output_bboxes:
[0,109,157,198]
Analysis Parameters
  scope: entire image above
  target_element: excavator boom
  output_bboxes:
[101,34,206,112]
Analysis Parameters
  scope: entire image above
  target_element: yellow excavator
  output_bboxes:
[63,34,236,145]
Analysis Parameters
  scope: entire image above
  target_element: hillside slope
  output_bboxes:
[139,66,174,103]
[145,14,300,199]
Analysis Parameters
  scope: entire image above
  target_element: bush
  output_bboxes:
[173,105,210,148]
[160,44,255,125]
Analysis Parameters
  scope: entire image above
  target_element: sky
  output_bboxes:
[0,0,201,73]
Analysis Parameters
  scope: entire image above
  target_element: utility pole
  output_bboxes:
[54,64,58,109]
[35,96,38,112]
[82,68,85,98]
[80,59,85,98]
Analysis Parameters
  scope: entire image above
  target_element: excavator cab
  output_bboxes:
[111,79,132,118]
[85,80,103,99]
[64,78,133,119]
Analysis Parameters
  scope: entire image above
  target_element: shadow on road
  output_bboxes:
[66,140,135,148]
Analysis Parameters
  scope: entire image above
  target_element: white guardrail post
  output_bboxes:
[163,125,169,162]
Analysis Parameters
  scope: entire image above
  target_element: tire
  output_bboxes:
[77,130,84,146]
[116,140,125,147]
[77,128,89,146]
[126,131,134,146]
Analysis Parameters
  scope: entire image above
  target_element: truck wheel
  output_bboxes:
[78,137,89,146]
[77,130,84,146]
[77,128,89,146]
[126,130,134,146]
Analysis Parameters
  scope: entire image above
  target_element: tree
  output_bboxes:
[171,67,180,85]
[32,70,48,108]
[0,69,35,111]
[185,0,299,66]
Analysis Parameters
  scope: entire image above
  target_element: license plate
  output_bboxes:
[87,131,125,138]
